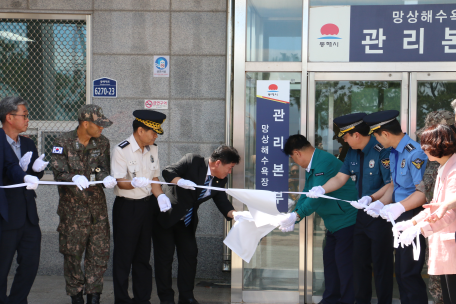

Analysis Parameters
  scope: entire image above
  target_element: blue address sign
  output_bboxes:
[93,77,117,98]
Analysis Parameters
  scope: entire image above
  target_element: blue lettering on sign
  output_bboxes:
[255,91,289,213]
[93,77,117,98]
[350,4,456,62]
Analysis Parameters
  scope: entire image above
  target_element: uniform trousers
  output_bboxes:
[113,196,154,304]
[394,210,427,304]
[59,219,110,296]
[322,224,355,304]
[0,218,41,304]
[440,274,456,304]
[152,220,198,302]
[353,212,394,304]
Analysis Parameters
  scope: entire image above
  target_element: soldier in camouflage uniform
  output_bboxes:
[415,110,455,304]
[51,105,117,304]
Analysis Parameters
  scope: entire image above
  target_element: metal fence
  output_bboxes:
[0,16,87,170]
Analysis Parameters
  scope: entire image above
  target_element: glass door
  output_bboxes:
[410,72,456,141]
[307,72,409,303]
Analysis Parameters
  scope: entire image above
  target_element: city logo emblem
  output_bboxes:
[155,57,168,70]
[319,23,341,40]
[268,84,278,92]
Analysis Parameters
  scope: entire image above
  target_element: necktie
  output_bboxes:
[184,175,213,227]
[391,148,399,202]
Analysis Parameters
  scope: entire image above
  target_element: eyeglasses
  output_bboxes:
[291,170,299,174]
[10,114,29,119]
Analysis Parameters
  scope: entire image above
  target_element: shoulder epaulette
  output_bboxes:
[118,140,130,149]
[405,143,416,152]
[373,144,384,152]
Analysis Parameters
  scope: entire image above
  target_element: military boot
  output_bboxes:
[86,293,101,304]
[71,291,84,304]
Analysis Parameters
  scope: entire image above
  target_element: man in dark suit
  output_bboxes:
[0,96,45,304]
[153,145,240,304]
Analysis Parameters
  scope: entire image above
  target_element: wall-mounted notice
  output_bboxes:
[153,56,169,77]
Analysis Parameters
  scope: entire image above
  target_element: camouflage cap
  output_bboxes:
[416,110,455,137]
[77,105,113,128]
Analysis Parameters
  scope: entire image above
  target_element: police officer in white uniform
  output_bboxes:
[111,110,172,304]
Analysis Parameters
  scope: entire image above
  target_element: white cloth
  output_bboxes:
[111,134,160,199]
[223,211,276,263]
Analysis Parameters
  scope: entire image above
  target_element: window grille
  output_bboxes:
[0,16,88,172]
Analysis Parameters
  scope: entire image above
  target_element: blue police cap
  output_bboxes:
[333,112,367,138]
[133,110,167,135]
[363,110,399,135]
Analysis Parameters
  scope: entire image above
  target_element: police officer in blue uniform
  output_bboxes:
[363,110,428,304]
[307,113,394,304]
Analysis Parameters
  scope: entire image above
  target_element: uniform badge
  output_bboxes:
[401,159,406,168]
[412,158,425,169]
[369,159,375,168]
[351,162,357,166]
[52,146,63,154]
[75,141,79,149]
[351,175,356,182]
[95,167,101,173]
[315,172,324,176]
[381,158,390,169]
[150,155,154,163]
[92,140,96,147]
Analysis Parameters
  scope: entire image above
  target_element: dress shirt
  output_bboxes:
[111,134,160,199]
[306,150,315,173]
[5,135,21,160]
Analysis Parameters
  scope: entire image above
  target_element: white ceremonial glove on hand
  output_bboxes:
[351,195,372,209]
[157,194,172,212]
[392,220,414,235]
[280,224,295,233]
[32,154,49,172]
[24,175,39,190]
[131,177,150,188]
[364,200,384,218]
[19,151,33,172]
[232,211,252,222]
[72,175,89,191]
[102,176,117,189]
[177,178,197,190]
[380,202,406,222]
[276,212,298,231]
[306,186,325,198]
[398,225,421,247]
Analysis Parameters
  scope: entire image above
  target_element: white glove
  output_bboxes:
[364,200,384,218]
[131,177,150,188]
[380,202,406,222]
[306,186,325,198]
[280,224,295,232]
[177,178,197,190]
[19,151,33,171]
[398,225,421,247]
[232,211,252,222]
[102,176,117,189]
[392,220,414,235]
[24,175,39,190]
[157,194,172,212]
[72,175,89,191]
[32,154,49,172]
[351,196,372,209]
[276,212,298,229]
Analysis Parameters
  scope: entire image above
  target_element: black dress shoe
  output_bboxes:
[86,293,100,304]
[160,301,176,304]
[70,291,84,304]
[178,298,200,304]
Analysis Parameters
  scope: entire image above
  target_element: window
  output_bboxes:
[0,15,88,172]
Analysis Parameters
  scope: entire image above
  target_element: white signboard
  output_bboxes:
[309,6,351,62]
[144,99,168,110]
[153,56,169,77]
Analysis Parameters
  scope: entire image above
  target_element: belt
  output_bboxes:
[119,196,151,202]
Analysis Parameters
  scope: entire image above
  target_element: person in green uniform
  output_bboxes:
[277,134,357,304]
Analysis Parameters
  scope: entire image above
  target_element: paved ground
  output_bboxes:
[7,276,231,304]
